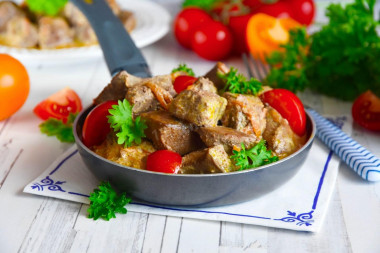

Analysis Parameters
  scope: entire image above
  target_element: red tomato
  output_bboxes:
[82,100,118,148]
[174,8,213,49]
[243,0,263,10]
[146,150,182,174]
[352,90,380,131]
[191,21,233,61]
[260,88,306,136]
[173,75,197,93]
[0,54,29,121]
[228,13,253,54]
[253,1,293,18]
[34,87,82,123]
[287,0,315,26]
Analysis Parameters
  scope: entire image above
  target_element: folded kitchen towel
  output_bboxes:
[24,116,350,232]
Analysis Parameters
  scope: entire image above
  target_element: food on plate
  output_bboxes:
[174,0,315,59]
[352,90,380,131]
[34,87,82,142]
[0,54,29,121]
[264,0,380,101]
[82,62,307,174]
[0,0,136,49]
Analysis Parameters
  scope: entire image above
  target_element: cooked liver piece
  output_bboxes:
[188,77,217,93]
[197,126,257,152]
[140,110,204,155]
[94,71,142,104]
[222,92,267,138]
[179,145,236,174]
[169,89,227,127]
[2,16,38,48]
[0,1,24,32]
[204,62,230,90]
[263,107,305,158]
[38,17,74,49]
[126,85,159,115]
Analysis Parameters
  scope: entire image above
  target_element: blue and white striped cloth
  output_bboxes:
[307,109,380,182]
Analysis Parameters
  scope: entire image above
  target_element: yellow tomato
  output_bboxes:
[0,54,30,121]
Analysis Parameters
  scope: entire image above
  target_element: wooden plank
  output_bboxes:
[160,216,182,253]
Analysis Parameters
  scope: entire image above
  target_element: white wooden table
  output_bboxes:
[1,0,380,252]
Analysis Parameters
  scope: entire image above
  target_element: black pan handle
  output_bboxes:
[70,0,152,77]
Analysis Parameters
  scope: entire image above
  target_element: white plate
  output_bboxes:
[0,0,171,64]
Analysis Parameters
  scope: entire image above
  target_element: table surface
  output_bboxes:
[1,0,380,252]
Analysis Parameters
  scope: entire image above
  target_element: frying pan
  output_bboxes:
[71,0,316,207]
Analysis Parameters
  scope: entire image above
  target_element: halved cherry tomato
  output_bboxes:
[146,150,182,174]
[352,90,380,131]
[246,13,301,61]
[174,8,213,49]
[33,87,82,123]
[82,100,118,148]
[173,75,197,93]
[0,54,29,121]
[287,0,315,26]
[191,20,233,61]
[260,88,306,136]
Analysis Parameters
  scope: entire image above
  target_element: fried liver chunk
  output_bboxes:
[141,110,204,155]
[179,145,236,174]
[203,62,230,90]
[222,92,267,138]
[38,17,74,49]
[263,107,306,158]
[196,126,257,152]
[169,89,227,127]
[188,77,217,93]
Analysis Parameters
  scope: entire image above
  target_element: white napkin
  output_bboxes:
[24,116,350,232]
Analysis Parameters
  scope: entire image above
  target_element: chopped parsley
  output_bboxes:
[26,0,68,16]
[231,141,279,171]
[219,67,263,95]
[171,63,195,77]
[39,113,76,143]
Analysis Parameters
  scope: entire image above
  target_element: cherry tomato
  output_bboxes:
[34,87,82,123]
[352,90,380,131]
[253,1,293,18]
[174,8,213,49]
[82,100,118,148]
[260,88,306,136]
[173,75,197,93]
[228,13,253,54]
[0,54,29,121]
[191,21,233,61]
[243,0,263,10]
[146,150,182,174]
[287,0,315,26]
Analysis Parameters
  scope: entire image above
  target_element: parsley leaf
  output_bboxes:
[231,141,279,171]
[171,63,195,76]
[108,99,147,147]
[39,113,76,143]
[87,182,131,221]
[26,0,68,16]
[219,67,263,95]
[265,0,380,101]
[182,0,221,10]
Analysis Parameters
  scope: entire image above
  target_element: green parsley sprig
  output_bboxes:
[26,0,68,16]
[231,141,279,171]
[88,182,131,221]
[39,113,76,143]
[219,67,263,95]
[265,0,380,101]
[108,99,147,147]
[182,0,221,11]
[171,63,195,77]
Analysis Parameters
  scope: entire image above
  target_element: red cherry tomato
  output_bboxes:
[287,0,315,26]
[174,7,213,49]
[253,1,294,18]
[243,0,263,10]
[352,90,380,131]
[260,88,306,136]
[173,75,197,93]
[228,13,253,54]
[82,100,118,148]
[146,150,182,174]
[191,21,233,61]
[34,87,82,123]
